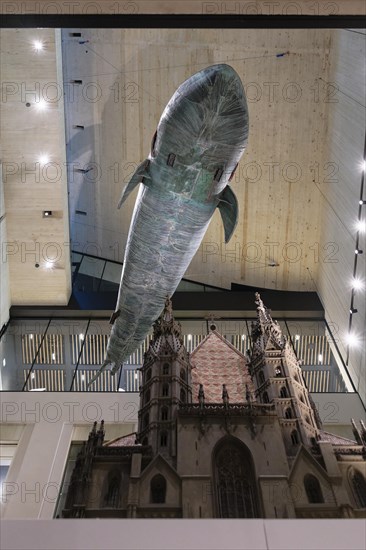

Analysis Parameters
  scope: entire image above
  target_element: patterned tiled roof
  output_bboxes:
[104,432,139,447]
[319,430,358,446]
[190,330,254,403]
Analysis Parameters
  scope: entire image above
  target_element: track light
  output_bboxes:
[360,200,366,205]
[355,249,363,255]
[43,210,52,217]
[350,308,358,314]
[352,278,364,291]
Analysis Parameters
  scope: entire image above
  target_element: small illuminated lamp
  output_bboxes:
[360,200,366,205]
[43,210,52,218]
[356,220,366,233]
[35,99,48,112]
[352,278,364,291]
[33,40,44,51]
[2,358,5,367]
[355,249,363,255]
[188,334,192,340]
[44,261,53,269]
[79,333,84,341]
[350,308,358,314]
[345,332,359,347]
[39,154,50,165]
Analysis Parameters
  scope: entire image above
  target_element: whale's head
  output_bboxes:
[150,64,249,196]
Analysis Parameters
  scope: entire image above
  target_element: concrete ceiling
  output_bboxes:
[0,26,365,403]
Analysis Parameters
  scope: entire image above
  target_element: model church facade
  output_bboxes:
[62,294,366,519]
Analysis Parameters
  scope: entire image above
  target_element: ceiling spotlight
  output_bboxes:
[33,40,44,51]
[38,154,50,165]
[355,249,363,255]
[356,220,366,233]
[35,99,48,112]
[350,308,358,314]
[352,278,364,291]
[360,200,366,205]
[345,332,360,347]
[43,210,52,217]
[44,261,53,269]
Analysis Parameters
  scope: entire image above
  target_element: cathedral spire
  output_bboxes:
[138,296,191,465]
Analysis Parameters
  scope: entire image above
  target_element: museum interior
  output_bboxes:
[0,13,365,550]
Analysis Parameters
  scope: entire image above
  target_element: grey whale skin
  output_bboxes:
[90,64,249,385]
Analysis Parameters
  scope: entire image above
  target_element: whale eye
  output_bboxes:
[167,153,176,167]
[214,168,224,182]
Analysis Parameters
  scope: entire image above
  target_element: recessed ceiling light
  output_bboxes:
[39,154,50,165]
[33,40,44,51]
[35,99,48,112]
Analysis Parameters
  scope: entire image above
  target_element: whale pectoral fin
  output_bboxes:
[117,159,150,209]
[217,185,238,243]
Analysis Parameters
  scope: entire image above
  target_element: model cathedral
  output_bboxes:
[62,294,366,519]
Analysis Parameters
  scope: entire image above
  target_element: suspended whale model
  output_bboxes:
[89,63,249,386]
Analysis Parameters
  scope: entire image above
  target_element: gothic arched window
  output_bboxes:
[263,391,269,404]
[350,469,366,508]
[304,474,324,503]
[163,363,169,375]
[103,474,120,508]
[180,368,186,381]
[162,383,169,397]
[291,430,299,445]
[214,439,258,518]
[150,474,166,504]
[144,389,150,405]
[161,407,168,421]
[258,371,265,385]
[284,407,292,419]
[280,386,288,398]
[180,388,186,403]
[143,413,149,429]
[160,431,168,447]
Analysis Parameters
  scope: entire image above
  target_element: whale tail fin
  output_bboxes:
[87,359,119,388]
[217,184,238,243]
[117,159,151,209]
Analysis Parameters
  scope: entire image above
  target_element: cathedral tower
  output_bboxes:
[137,297,192,465]
[249,293,321,456]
